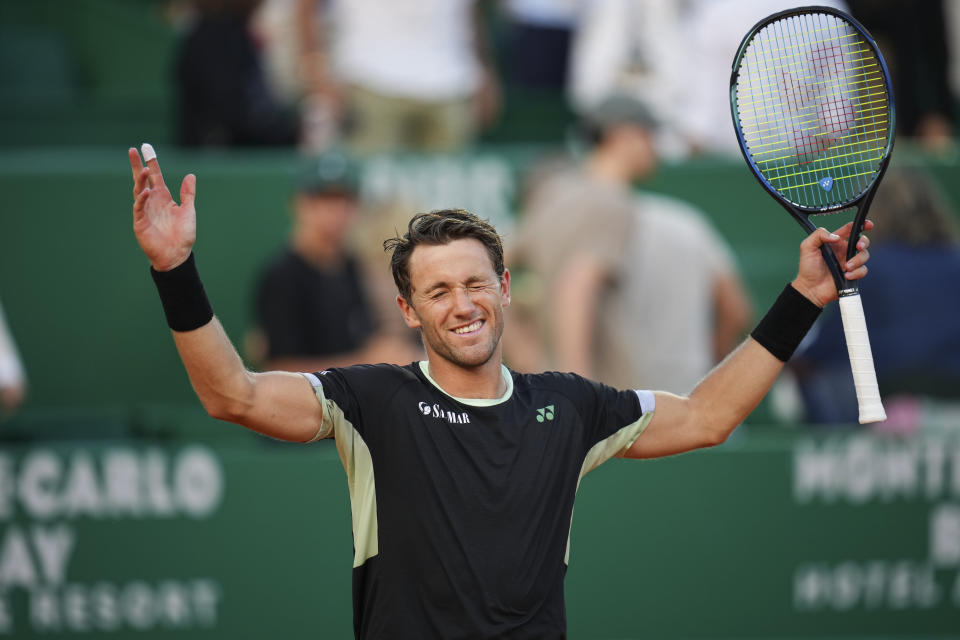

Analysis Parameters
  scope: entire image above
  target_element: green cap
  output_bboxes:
[584,93,658,132]
[297,152,359,197]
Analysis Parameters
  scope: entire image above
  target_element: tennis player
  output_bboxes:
[129,144,872,639]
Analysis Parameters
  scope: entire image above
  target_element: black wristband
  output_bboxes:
[751,284,822,362]
[150,252,214,332]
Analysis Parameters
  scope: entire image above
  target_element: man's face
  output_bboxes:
[294,193,356,244]
[610,123,658,179]
[397,238,510,369]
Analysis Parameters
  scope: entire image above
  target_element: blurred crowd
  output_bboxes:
[3,0,959,432]
[168,0,960,156]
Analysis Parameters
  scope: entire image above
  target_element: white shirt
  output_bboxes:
[331,0,482,100]
[569,0,848,156]
[617,193,736,394]
[678,0,848,154]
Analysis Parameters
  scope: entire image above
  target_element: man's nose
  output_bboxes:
[451,288,475,314]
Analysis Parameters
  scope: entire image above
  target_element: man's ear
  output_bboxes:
[396,294,421,329]
[500,269,511,308]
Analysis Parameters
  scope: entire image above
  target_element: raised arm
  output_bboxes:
[625,222,872,459]
[129,145,324,442]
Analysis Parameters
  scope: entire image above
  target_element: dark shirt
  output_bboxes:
[310,362,653,639]
[175,13,299,147]
[256,248,377,359]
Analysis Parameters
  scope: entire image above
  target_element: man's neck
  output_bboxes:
[586,150,634,186]
[424,352,507,399]
[292,236,342,268]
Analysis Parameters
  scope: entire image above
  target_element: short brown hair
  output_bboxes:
[383,209,505,301]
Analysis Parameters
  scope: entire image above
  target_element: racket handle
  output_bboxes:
[838,294,886,424]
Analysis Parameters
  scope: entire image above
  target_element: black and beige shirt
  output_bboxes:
[304,361,655,640]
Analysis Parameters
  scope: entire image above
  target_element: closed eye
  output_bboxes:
[468,280,496,292]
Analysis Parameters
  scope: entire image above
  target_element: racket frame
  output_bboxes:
[729,5,895,423]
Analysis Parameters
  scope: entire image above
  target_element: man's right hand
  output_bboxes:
[128,145,197,272]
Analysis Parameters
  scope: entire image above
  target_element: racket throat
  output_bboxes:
[819,244,850,293]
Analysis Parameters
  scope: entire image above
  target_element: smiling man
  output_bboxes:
[129,145,873,639]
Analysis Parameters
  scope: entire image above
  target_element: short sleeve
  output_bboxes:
[299,367,369,443]
[570,375,655,474]
[301,364,417,444]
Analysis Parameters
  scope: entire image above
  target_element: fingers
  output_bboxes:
[844,236,871,280]
[140,143,167,190]
[180,173,197,210]
[132,165,149,199]
[802,226,871,281]
[844,256,869,280]
[130,146,150,223]
[811,225,871,281]
[823,219,874,242]
[129,148,150,202]
[128,147,143,183]
[807,222,872,255]
[825,221,872,280]
[854,233,870,252]
[133,183,151,223]
[803,226,841,250]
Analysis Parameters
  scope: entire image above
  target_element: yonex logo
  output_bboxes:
[536,405,555,422]
[818,176,834,192]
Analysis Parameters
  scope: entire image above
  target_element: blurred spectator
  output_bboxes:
[509,94,752,393]
[501,0,579,90]
[252,153,420,372]
[292,0,501,154]
[175,0,300,147]
[567,0,687,155]
[0,298,26,415]
[847,0,957,153]
[788,168,960,428]
[680,0,850,156]
[567,0,849,157]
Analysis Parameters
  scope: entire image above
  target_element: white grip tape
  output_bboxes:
[838,294,887,423]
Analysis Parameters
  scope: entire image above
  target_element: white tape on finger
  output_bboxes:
[141,142,156,162]
[839,294,887,423]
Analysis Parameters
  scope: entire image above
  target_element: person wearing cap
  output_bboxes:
[510,93,752,394]
[253,153,420,372]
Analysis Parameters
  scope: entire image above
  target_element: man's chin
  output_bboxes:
[451,350,496,369]
[437,342,497,369]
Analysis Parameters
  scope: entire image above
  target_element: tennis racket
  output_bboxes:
[730,6,894,423]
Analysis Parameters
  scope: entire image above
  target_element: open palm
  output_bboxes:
[128,146,197,272]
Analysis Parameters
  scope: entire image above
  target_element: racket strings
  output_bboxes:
[734,12,891,208]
